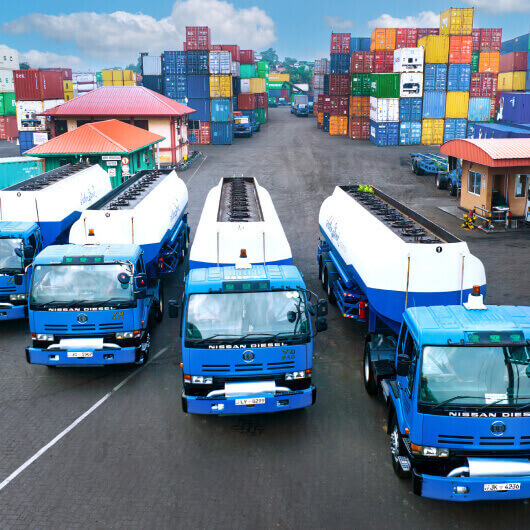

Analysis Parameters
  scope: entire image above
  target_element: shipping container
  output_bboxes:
[479,51,500,73]
[473,122,530,139]
[449,36,473,64]
[447,64,471,91]
[209,75,232,98]
[329,115,348,135]
[498,72,527,92]
[164,74,187,99]
[479,29,502,52]
[371,29,396,51]
[0,92,15,116]
[322,113,330,132]
[0,157,44,189]
[393,47,424,73]
[186,51,209,75]
[497,92,530,124]
[249,78,266,94]
[330,74,351,95]
[0,116,17,140]
[163,51,187,75]
[210,98,232,122]
[188,75,210,98]
[15,100,46,131]
[399,97,422,122]
[348,117,370,139]
[187,98,211,121]
[399,121,422,145]
[208,51,231,75]
[188,121,211,145]
[231,61,240,77]
[471,51,479,72]
[513,34,530,53]
[255,108,267,124]
[396,29,418,49]
[240,79,250,93]
[470,72,497,97]
[238,93,256,110]
[330,54,350,74]
[239,50,255,64]
[351,52,375,74]
[370,120,399,146]
[444,118,468,141]
[18,130,36,153]
[317,112,324,128]
[370,73,400,98]
[240,110,256,122]
[370,97,399,122]
[221,45,240,62]
[0,45,19,71]
[417,28,439,39]
[0,69,14,93]
[467,122,476,138]
[424,64,447,91]
[440,8,474,36]
[142,56,162,76]
[360,38,371,52]
[255,93,268,109]
[142,75,163,94]
[318,95,331,114]
[400,73,423,98]
[373,51,394,73]
[112,70,123,81]
[421,119,444,144]
[314,59,329,75]
[499,52,528,73]
[468,97,491,122]
[329,96,349,116]
[418,36,449,64]
[422,91,446,119]
[186,26,211,51]
[350,74,371,96]
[331,33,351,55]
[240,64,256,78]
[472,29,481,52]
[349,96,370,117]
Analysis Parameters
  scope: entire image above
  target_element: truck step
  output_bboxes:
[397,456,411,472]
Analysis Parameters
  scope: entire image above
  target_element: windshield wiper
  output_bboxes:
[87,298,133,307]
[515,399,530,411]
[35,300,92,308]
[431,396,485,410]
[477,398,512,411]
[187,334,241,346]
[0,268,22,275]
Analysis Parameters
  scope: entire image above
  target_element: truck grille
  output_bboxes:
[438,434,474,445]
[234,363,263,372]
[266,361,295,370]
[439,434,523,447]
[0,287,15,294]
[43,323,123,332]
[201,364,230,373]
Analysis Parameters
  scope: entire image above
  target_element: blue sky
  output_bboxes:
[1,0,529,69]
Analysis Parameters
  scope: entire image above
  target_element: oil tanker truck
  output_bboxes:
[168,176,328,415]
[0,163,112,321]
[318,185,530,502]
[25,168,189,366]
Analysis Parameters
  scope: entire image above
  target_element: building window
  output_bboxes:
[468,171,481,195]
[515,175,528,198]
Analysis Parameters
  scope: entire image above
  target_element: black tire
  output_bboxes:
[436,174,446,190]
[363,342,377,395]
[449,181,457,197]
[412,161,418,175]
[390,415,412,479]
[136,330,151,366]
[154,286,164,324]
[325,271,336,305]
[318,258,325,287]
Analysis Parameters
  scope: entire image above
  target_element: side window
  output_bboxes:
[135,258,146,275]
[404,333,419,395]
[397,323,408,356]
[27,234,37,251]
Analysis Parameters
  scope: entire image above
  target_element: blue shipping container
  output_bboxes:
[269,89,282,97]
[232,77,241,95]
[399,98,422,122]
[142,75,163,94]
[330,54,350,74]
[514,33,529,53]
[501,39,515,55]
[187,75,209,98]
[187,98,211,122]
[498,92,530,124]
[241,110,256,121]
[422,91,446,119]
[19,131,35,154]
[399,122,422,145]
[324,75,330,94]
[164,74,187,99]
[211,98,232,122]
[475,123,530,139]
[211,122,234,145]
[424,64,447,91]
[350,38,360,52]
[323,113,330,132]
[186,51,209,75]
[370,120,399,147]
[360,38,371,51]
[467,122,476,138]
[232,95,238,111]
[444,119,468,142]
[162,51,187,74]
[447,64,471,91]
[468,97,491,122]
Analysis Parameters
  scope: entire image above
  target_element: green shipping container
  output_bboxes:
[257,60,269,72]
[0,157,45,190]
[3,93,15,116]
[96,71,103,82]
[240,64,256,78]
[267,82,285,90]
[351,74,371,96]
[268,97,276,104]
[471,51,479,73]
[255,108,267,123]
[370,73,400,98]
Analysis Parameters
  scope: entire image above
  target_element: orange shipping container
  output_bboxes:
[317,112,324,128]
[370,29,397,51]
[329,115,348,136]
[349,96,370,117]
[479,51,500,73]
[449,36,473,64]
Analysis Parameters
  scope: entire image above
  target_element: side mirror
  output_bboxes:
[168,300,180,319]
[14,248,23,258]
[14,274,24,286]
[307,302,316,316]
[23,245,34,258]
[396,355,411,377]
[317,299,328,317]
[315,317,327,333]
[135,273,147,289]
[118,272,131,285]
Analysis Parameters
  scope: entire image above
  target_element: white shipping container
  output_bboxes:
[294,83,309,92]
[16,100,45,131]
[231,61,240,77]
[0,69,14,92]
[73,72,96,84]
[142,55,162,76]
[370,97,399,122]
[240,79,251,93]
[313,75,325,90]
[74,82,97,91]
[393,47,424,73]
[400,73,424,98]
[209,51,231,74]
[43,99,64,111]
[0,45,20,70]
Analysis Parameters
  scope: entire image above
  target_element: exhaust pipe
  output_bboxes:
[448,458,530,478]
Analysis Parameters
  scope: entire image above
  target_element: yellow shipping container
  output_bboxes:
[440,7,474,36]
[209,75,233,98]
[478,51,500,73]
[268,73,290,82]
[124,81,136,86]
[445,92,470,119]
[317,112,324,127]
[123,70,135,82]
[418,36,449,64]
[329,116,348,136]
[421,119,444,145]
[102,70,113,82]
[112,80,124,86]
[63,80,73,92]
[278,74,290,82]
[249,77,266,93]
[112,70,123,81]
[102,79,113,86]
[64,91,74,101]
[498,71,527,92]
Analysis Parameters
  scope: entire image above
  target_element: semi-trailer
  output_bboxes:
[318,185,530,501]
[169,176,328,415]
[26,169,189,366]
[0,163,111,321]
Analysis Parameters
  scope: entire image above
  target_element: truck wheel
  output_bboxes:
[154,286,164,324]
[136,330,151,365]
[363,343,377,395]
[318,258,325,287]
[449,182,457,197]
[390,416,412,479]
[436,175,446,190]
[412,161,418,175]
[325,271,336,305]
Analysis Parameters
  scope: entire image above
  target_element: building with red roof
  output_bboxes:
[41,86,195,165]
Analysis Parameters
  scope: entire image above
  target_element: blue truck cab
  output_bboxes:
[365,299,530,502]
[234,115,253,138]
[170,177,327,415]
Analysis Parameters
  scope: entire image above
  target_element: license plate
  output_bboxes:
[484,483,521,492]
[67,351,93,358]
[235,397,266,406]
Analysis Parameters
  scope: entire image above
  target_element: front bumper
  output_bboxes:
[413,470,530,502]
[183,385,316,415]
[0,303,27,321]
[26,345,139,366]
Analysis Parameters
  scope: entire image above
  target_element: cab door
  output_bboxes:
[397,330,420,433]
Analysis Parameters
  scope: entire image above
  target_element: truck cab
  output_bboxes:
[234,114,253,138]
[0,222,41,320]
[367,298,530,501]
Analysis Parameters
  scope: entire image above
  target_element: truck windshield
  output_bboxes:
[419,345,530,407]
[185,290,309,344]
[235,117,249,125]
[0,238,23,272]
[30,264,134,306]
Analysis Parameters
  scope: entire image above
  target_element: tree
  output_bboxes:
[284,57,297,66]
[125,60,141,73]
[260,48,278,66]
[19,62,30,70]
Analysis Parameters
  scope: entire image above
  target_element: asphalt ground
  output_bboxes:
[0,110,529,528]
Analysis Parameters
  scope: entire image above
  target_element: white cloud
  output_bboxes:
[2,0,277,65]
[368,11,439,29]
[464,0,530,13]
[325,16,354,29]
[20,50,86,68]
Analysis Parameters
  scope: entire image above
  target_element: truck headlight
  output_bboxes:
[10,294,27,301]
[411,444,449,457]
[36,334,54,341]
[285,371,307,380]
[191,376,213,384]
[116,331,136,339]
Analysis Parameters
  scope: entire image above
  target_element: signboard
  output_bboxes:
[107,168,116,177]
[121,156,129,165]
[32,132,49,145]
[106,161,118,167]
[122,165,130,176]
[102,155,121,161]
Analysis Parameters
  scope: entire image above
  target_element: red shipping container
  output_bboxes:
[480,28,502,52]
[351,52,374,74]
[186,26,211,50]
[329,74,350,95]
[199,122,211,144]
[417,28,439,39]
[238,93,256,110]
[210,44,222,51]
[48,68,72,80]
[255,93,268,109]
[330,33,351,55]
[0,116,18,140]
[449,36,473,63]
[239,50,255,64]
[280,89,289,98]
[470,72,497,97]
[221,45,240,62]
[373,51,393,73]
[471,29,481,51]
[319,95,331,113]
[491,29,502,52]
[395,28,417,49]
[329,96,349,115]
[348,117,370,140]
[499,52,528,73]
[13,69,64,101]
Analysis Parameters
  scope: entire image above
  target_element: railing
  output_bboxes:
[473,205,510,231]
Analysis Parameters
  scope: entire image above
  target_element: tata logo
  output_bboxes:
[77,314,88,324]
[491,421,506,436]
[242,350,255,363]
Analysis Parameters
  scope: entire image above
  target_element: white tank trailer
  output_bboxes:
[69,169,188,269]
[189,176,292,268]
[319,185,486,331]
[0,163,112,246]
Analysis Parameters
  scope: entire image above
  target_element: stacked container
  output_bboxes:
[499,33,529,96]
[0,45,18,140]
[102,70,136,87]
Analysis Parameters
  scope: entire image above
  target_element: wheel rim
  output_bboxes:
[321,267,325,284]
[390,426,400,460]
[145,332,151,353]
[364,353,370,383]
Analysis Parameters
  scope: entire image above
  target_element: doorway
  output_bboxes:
[492,174,508,209]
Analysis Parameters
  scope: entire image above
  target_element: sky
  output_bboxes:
[1,0,529,70]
